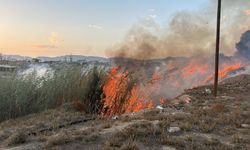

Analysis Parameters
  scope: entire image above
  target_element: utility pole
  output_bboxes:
[214,0,222,97]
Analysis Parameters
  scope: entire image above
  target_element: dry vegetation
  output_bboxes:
[0,74,249,150]
[0,64,106,122]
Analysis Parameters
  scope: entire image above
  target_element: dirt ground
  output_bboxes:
[0,74,249,150]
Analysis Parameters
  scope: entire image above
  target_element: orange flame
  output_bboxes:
[148,72,162,84]
[124,86,154,113]
[218,63,242,78]
[101,67,154,116]
[101,62,243,117]
[182,60,208,78]
[160,97,167,105]
[203,62,242,84]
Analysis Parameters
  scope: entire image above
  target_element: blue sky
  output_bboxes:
[0,0,210,57]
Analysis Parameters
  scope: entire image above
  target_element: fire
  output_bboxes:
[101,67,154,116]
[100,61,243,117]
[148,72,162,84]
[124,86,154,113]
[182,60,208,78]
[203,62,242,83]
[160,98,167,105]
[218,63,242,78]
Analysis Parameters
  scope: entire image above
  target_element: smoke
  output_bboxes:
[236,30,250,60]
[103,0,250,100]
[108,0,250,59]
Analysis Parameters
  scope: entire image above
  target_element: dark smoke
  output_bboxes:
[236,30,250,60]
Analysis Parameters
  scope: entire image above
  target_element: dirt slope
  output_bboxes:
[0,74,249,150]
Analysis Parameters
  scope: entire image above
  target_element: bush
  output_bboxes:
[0,64,106,122]
[6,131,27,146]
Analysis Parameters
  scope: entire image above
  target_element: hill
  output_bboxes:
[0,74,249,150]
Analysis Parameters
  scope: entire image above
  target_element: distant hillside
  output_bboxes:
[2,55,32,61]
[37,55,109,63]
[2,54,109,63]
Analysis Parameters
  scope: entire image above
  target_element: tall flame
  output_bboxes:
[101,67,154,116]
[101,62,243,117]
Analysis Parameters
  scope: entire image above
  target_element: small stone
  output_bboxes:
[205,88,212,94]
[168,127,181,133]
[156,105,164,113]
[241,124,250,128]
[156,105,164,110]
[112,116,119,120]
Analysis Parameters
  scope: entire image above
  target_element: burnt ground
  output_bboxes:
[0,74,249,150]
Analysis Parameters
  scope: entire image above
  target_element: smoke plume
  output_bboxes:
[108,0,250,59]
[236,30,250,60]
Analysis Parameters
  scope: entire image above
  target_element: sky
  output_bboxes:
[0,0,210,57]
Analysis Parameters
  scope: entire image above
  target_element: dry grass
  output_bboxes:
[159,135,185,147]
[0,74,249,149]
[120,142,139,150]
[179,121,193,131]
[0,129,11,142]
[6,131,27,146]
[211,104,227,113]
[104,121,161,148]
[143,109,160,118]
[45,132,70,147]
[0,65,106,122]
[100,123,112,129]
[72,101,85,112]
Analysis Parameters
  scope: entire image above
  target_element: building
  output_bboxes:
[0,65,16,72]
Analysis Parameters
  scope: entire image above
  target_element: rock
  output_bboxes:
[205,88,212,94]
[156,105,164,113]
[112,116,119,120]
[167,127,181,133]
[241,124,250,128]
[156,105,164,110]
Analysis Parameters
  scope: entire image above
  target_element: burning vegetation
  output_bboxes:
[99,60,244,116]
[0,0,250,149]
[1,55,244,120]
[101,67,154,116]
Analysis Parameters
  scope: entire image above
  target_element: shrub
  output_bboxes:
[6,131,27,146]
[0,64,106,122]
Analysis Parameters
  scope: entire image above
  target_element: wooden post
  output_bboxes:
[214,0,222,97]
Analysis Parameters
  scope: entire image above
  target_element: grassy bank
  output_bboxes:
[0,64,106,122]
